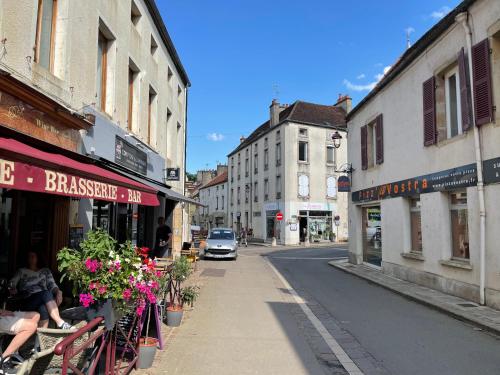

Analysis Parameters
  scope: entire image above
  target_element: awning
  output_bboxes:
[0,138,159,206]
[102,163,204,207]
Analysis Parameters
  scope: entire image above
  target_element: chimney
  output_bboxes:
[270,99,280,127]
[240,136,246,143]
[334,94,352,113]
[216,164,228,176]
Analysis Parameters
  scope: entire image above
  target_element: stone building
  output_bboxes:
[227,99,349,245]
[0,0,195,269]
[196,171,228,230]
[347,0,500,308]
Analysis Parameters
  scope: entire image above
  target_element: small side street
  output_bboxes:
[140,246,500,375]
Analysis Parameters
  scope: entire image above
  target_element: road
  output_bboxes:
[268,245,500,375]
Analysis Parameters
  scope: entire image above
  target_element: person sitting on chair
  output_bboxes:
[0,310,39,373]
[9,251,72,329]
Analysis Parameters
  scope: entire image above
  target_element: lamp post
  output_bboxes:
[331,131,355,174]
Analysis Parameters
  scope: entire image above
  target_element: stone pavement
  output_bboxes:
[329,260,500,336]
[135,247,350,375]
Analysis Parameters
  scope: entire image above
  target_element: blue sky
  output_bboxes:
[157,0,461,173]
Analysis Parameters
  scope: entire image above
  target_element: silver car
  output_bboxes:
[203,228,238,260]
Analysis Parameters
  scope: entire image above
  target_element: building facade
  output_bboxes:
[347,0,500,309]
[0,0,193,274]
[227,99,349,245]
[195,171,228,230]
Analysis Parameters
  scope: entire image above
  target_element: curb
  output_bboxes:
[328,260,500,337]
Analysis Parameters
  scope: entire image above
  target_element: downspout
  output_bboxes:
[456,12,487,305]
[183,86,189,243]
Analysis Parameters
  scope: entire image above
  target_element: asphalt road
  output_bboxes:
[267,246,500,375]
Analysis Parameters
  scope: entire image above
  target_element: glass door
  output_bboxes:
[362,206,382,266]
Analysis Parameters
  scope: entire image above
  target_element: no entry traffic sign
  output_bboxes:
[276,212,283,221]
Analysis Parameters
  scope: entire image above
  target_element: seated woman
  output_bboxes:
[0,310,39,373]
[9,251,71,329]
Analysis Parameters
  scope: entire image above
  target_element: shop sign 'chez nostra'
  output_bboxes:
[352,157,500,203]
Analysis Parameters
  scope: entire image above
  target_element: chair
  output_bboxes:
[17,321,92,375]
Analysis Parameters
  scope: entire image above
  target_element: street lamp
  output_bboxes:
[331,131,342,149]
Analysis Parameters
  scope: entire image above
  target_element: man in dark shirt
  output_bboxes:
[154,217,172,258]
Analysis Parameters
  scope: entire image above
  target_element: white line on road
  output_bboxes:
[272,257,345,260]
[266,258,364,375]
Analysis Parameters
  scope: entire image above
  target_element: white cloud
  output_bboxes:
[207,133,225,141]
[405,26,415,34]
[343,65,392,92]
[430,6,451,20]
[356,73,366,80]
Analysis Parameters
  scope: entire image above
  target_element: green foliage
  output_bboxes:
[171,256,192,282]
[186,172,197,182]
[181,285,200,307]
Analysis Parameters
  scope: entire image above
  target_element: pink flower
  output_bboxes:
[155,271,162,278]
[151,281,159,289]
[79,293,95,308]
[147,293,156,304]
[98,285,107,295]
[85,258,101,273]
[89,282,97,290]
[122,289,132,301]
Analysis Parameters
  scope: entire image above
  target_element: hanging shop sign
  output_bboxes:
[115,136,148,175]
[483,157,500,184]
[0,157,159,205]
[337,176,351,192]
[352,162,477,203]
[0,90,80,151]
[165,168,180,181]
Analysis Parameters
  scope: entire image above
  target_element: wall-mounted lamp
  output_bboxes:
[331,131,343,149]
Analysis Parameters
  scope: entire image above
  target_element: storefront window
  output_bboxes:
[450,191,469,259]
[410,197,422,252]
[92,200,114,233]
[362,206,382,266]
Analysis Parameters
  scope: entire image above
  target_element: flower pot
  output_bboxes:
[137,337,158,369]
[166,306,183,327]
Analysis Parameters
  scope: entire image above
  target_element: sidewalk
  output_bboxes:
[329,260,500,336]
[137,248,347,374]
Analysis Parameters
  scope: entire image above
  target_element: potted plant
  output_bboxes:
[57,229,162,329]
[137,303,158,369]
[166,256,191,327]
[181,286,200,308]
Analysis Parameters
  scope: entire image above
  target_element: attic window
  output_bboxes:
[131,1,141,26]
[150,36,158,56]
[299,128,308,137]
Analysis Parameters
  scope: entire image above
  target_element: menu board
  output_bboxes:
[69,224,84,250]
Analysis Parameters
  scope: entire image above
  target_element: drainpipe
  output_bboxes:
[456,12,487,305]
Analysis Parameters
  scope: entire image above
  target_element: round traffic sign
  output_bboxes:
[276,212,283,221]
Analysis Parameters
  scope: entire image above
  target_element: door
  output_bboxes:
[362,206,382,266]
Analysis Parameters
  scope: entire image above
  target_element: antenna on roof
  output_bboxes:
[406,29,412,50]
[272,83,280,101]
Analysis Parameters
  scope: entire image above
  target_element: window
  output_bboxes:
[245,184,249,203]
[264,179,269,201]
[299,128,308,137]
[276,130,281,140]
[410,197,422,252]
[221,195,225,210]
[150,36,158,57]
[216,197,219,210]
[131,0,141,25]
[450,191,469,259]
[237,187,241,204]
[264,149,269,170]
[326,145,335,164]
[276,175,281,199]
[298,141,308,162]
[148,88,157,145]
[445,67,462,139]
[254,182,258,202]
[276,143,282,166]
[326,176,336,198]
[264,137,268,148]
[127,67,137,131]
[245,158,249,177]
[231,165,234,182]
[230,189,234,206]
[96,31,109,112]
[361,114,383,169]
[298,174,309,197]
[254,153,258,174]
[35,0,57,71]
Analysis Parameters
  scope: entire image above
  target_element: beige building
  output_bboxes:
[195,171,228,230]
[0,0,192,253]
[347,0,500,308]
[227,99,349,245]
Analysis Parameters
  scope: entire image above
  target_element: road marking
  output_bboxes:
[266,258,364,375]
[272,257,346,260]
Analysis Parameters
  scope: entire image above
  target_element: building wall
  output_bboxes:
[197,181,228,229]
[347,0,500,307]
[228,121,348,245]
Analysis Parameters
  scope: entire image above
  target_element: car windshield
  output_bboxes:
[208,230,234,240]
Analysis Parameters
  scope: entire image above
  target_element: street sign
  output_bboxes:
[276,212,283,221]
[338,176,351,192]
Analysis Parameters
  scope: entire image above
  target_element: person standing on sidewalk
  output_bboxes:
[154,217,172,258]
[240,228,248,247]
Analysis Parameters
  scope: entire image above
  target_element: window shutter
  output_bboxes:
[457,48,472,131]
[361,125,368,170]
[422,77,436,146]
[375,114,384,164]
[327,176,337,198]
[472,38,493,126]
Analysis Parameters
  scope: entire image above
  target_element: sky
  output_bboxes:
[157,0,462,173]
